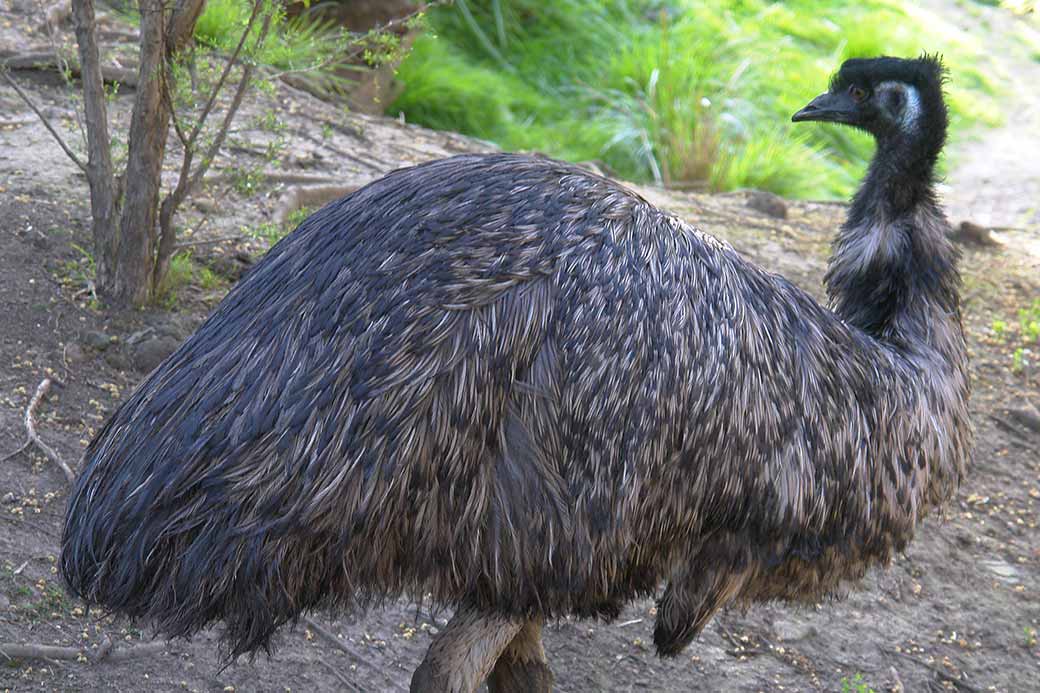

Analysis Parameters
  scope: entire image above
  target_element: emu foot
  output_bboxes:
[409,606,523,693]
[487,620,553,693]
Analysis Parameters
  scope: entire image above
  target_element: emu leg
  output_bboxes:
[487,619,554,693]
[409,606,524,693]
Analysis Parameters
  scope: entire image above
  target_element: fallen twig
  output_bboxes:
[205,171,348,188]
[1,378,76,485]
[302,616,368,664]
[317,658,363,692]
[174,234,247,250]
[273,184,360,224]
[0,51,138,86]
[0,117,36,127]
[302,615,395,685]
[0,639,167,663]
[882,647,984,693]
[988,415,1040,452]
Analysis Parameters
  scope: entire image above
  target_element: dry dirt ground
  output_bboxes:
[1,2,1039,692]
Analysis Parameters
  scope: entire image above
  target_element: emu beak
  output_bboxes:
[791,92,857,124]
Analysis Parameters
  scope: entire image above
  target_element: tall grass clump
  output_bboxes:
[391,0,1002,198]
[195,0,341,70]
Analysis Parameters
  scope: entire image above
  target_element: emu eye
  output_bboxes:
[849,86,868,102]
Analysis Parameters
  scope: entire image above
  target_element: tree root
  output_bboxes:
[1,378,76,485]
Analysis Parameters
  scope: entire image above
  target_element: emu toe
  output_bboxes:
[487,657,554,693]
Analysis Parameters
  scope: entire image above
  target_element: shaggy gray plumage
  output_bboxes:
[62,55,971,663]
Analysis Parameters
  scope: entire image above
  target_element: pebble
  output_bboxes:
[64,343,87,364]
[1007,404,1040,435]
[746,190,788,219]
[83,331,113,351]
[131,336,181,373]
[980,557,1022,585]
[773,619,818,642]
[103,349,131,372]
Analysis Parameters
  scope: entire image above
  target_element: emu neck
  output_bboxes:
[854,135,939,217]
[825,134,961,357]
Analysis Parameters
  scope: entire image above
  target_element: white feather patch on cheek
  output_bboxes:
[901,85,922,131]
[878,81,921,133]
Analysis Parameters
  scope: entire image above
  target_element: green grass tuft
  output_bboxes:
[391,0,1003,198]
[195,0,339,70]
[156,251,229,308]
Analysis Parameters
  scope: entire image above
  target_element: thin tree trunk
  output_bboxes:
[112,0,170,306]
[166,0,207,56]
[71,0,118,296]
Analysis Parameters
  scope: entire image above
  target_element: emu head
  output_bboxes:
[792,55,948,166]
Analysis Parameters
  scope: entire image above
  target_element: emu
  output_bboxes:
[62,55,970,692]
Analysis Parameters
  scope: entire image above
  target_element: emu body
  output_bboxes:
[63,56,970,691]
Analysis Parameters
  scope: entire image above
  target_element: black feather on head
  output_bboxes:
[830,54,949,152]
[829,53,948,95]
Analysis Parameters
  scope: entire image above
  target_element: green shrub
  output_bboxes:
[392,0,1003,198]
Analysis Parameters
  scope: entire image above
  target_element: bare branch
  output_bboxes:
[189,24,268,193]
[0,69,87,173]
[155,4,274,291]
[166,82,190,148]
[186,0,263,150]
